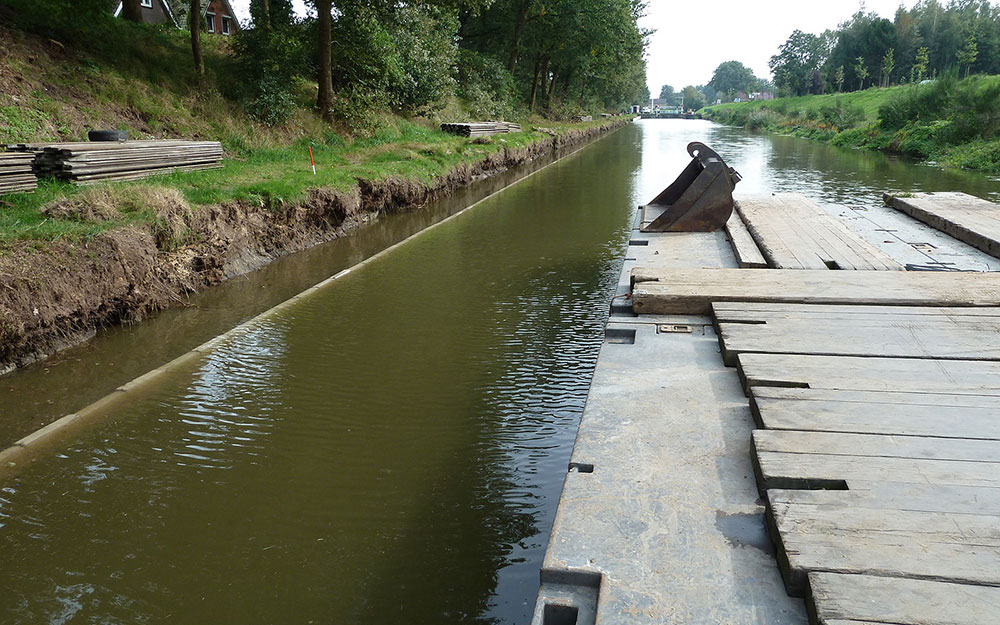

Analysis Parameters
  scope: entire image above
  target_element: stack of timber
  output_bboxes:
[5,140,223,184]
[0,151,37,194]
[440,122,522,137]
[735,193,902,270]
[710,300,1000,623]
[885,191,1000,260]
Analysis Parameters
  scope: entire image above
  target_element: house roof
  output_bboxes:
[112,0,180,28]
[113,0,241,30]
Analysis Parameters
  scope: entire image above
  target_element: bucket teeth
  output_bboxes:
[640,142,741,232]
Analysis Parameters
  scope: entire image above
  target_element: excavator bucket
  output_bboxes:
[640,142,742,232]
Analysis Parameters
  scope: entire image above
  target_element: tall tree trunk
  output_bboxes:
[190,0,204,77]
[529,55,542,112]
[260,0,270,26]
[506,1,530,73]
[538,55,550,106]
[122,0,143,22]
[316,0,334,121]
[548,68,558,100]
[560,67,574,98]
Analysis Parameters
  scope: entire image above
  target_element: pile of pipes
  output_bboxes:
[0,151,38,194]
[5,140,223,185]
[440,122,522,137]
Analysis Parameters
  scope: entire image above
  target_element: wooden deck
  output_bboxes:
[736,194,902,270]
[554,181,1000,624]
[885,191,1000,259]
[712,301,1000,621]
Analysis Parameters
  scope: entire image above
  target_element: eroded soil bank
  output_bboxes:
[0,120,628,373]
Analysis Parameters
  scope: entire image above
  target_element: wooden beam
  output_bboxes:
[885,191,1000,259]
[631,268,1000,314]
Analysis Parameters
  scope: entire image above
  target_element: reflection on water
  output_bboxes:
[4,121,1000,624]
[0,127,642,625]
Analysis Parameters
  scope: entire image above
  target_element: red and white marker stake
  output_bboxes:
[308,146,316,175]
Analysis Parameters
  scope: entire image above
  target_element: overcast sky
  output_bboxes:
[230,0,917,95]
[640,0,918,94]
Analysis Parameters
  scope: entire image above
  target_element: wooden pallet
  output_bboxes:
[735,194,902,270]
[885,191,1000,259]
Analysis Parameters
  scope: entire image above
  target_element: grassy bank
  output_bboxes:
[0,18,619,249]
[1,118,614,248]
[703,74,1000,174]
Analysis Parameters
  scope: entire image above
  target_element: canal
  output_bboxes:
[4,120,1000,624]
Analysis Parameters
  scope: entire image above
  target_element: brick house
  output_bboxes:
[113,0,240,35]
[112,0,180,27]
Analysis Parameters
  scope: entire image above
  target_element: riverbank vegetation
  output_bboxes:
[697,1,1000,174]
[0,0,648,246]
[705,72,1000,173]
[767,1,1000,97]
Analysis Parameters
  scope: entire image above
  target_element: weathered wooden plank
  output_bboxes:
[766,497,1000,596]
[723,213,768,268]
[737,353,1000,396]
[753,430,1000,463]
[753,450,1000,490]
[768,484,1000,516]
[713,301,1000,321]
[771,500,1000,545]
[749,387,1000,440]
[630,268,1000,315]
[714,303,1000,365]
[808,572,1000,625]
[885,191,1000,259]
[735,194,902,270]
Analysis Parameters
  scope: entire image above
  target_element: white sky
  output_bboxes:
[229,0,309,22]
[640,0,919,93]
[231,0,919,95]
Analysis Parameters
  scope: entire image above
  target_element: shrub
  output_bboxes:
[456,50,519,120]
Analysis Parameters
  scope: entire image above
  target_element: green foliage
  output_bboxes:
[769,30,828,96]
[230,24,309,125]
[681,86,706,111]
[0,106,51,143]
[709,61,761,99]
[456,49,520,119]
[708,73,1000,175]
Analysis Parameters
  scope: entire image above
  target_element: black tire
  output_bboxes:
[88,129,128,142]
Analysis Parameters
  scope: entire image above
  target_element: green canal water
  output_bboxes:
[4,121,1000,624]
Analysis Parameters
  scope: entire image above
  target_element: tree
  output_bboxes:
[854,56,869,89]
[834,65,845,92]
[659,84,675,101]
[958,33,978,77]
[681,85,705,110]
[769,30,825,96]
[708,60,758,100]
[911,46,929,82]
[251,0,294,28]
[880,47,895,87]
[316,0,334,120]
[190,0,204,77]
[121,0,143,22]
[826,11,897,92]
